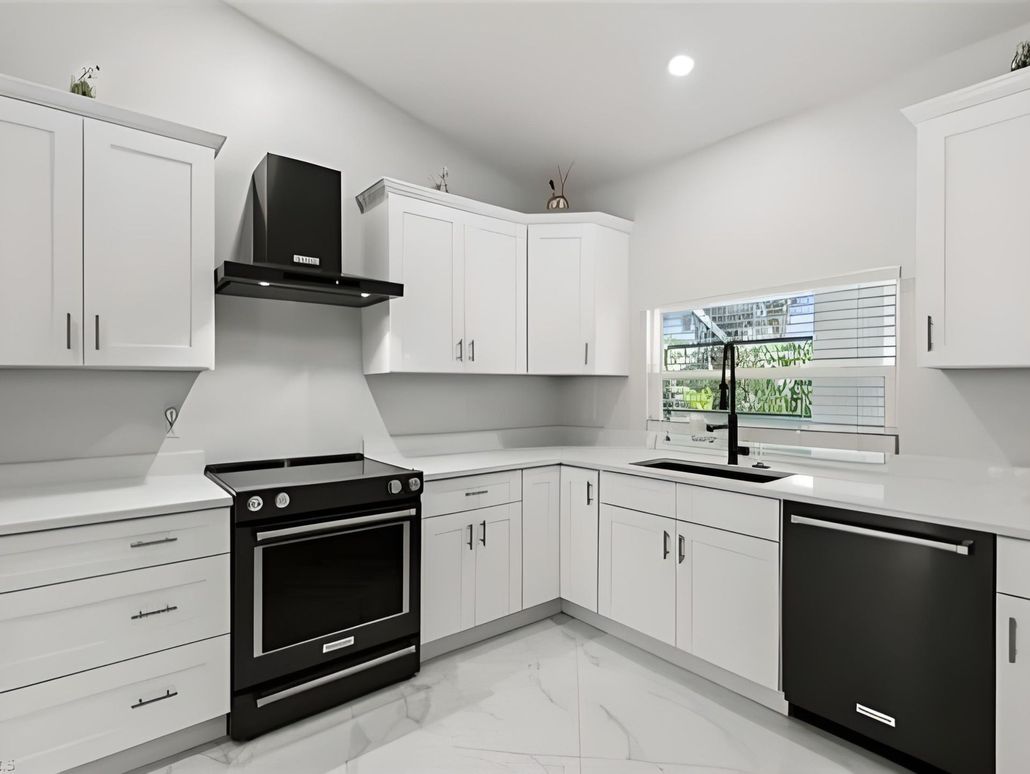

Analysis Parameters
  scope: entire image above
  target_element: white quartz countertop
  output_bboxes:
[378,446,1030,539]
[0,473,232,536]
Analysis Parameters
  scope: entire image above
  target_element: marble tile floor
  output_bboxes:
[142,615,908,774]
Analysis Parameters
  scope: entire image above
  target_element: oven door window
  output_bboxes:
[255,521,409,654]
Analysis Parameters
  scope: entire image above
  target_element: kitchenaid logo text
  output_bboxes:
[292,255,320,266]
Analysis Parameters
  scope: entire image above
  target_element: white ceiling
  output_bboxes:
[230,1,1030,192]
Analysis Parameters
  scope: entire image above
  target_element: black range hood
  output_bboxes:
[215,154,402,307]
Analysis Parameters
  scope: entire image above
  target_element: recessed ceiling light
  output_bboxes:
[258,281,271,287]
[667,54,695,78]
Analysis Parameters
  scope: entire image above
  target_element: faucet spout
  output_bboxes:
[708,342,749,466]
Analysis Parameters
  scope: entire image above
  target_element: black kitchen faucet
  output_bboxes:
[706,342,750,466]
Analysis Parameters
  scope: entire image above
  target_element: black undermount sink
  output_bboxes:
[631,458,795,484]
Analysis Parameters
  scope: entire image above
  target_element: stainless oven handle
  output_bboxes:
[256,645,417,708]
[789,515,971,555]
[256,509,416,542]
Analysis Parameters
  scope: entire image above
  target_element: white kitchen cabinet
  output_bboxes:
[522,466,561,608]
[420,503,522,644]
[560,466,600,611]
[997,592,1030,774]
[598,504,676,645]
[904,68,1030,368]
[675,521,779,689]
[83,120,215,369]
[527,222,629,375]
[0,96,83,367]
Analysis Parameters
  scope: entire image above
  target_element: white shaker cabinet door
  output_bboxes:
[522,466,561,608]
[997,593,1030,774]
[598,504,676,646]
[421,511,476,644]
[472,503,523,626]
[83,119,214,369]
[463,215,526,373]
[676,522,779,689]
[559,466,599,611]
[0,96,83,366]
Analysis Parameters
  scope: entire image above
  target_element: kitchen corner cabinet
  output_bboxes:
[527,222,630,375]
[0,88,220,370]
[361,192,527,374]
[997,537,1030,773]
[904,68,1030,368]
[421,502,523,644]
[522,466,561,608]
[559,466,599,611]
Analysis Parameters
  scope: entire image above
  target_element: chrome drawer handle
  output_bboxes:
[131,604,179,620]
[1011,617,1018,664]
[129,536,179,549]
[131,689,178,709]
[464,490,489,497]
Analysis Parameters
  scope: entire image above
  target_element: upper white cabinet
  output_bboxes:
[357,178,630,375]
[0,76,223,370]
[0,96,83,367]
[84,120,215,368]
[527,222,629,375]
[904,68,1030,368]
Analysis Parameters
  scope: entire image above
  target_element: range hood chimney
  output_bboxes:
[215,154,402,307]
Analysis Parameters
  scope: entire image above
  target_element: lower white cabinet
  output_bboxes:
[522,466,561,608]
[559,466,599,611]
[598,505,676,645]
[997,593,1030,773]
[0,635,229,774]
[421,503,523,644]
[675,521,779,689]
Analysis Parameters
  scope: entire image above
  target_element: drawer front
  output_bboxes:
[600,471,676,518]
[0,508,229,593]
[0,635,229,774]
[998,537,1030,599]
[678,485,780,542]
[423,470,522,517]
[0,555,229,692]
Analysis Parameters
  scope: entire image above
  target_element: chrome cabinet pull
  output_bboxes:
[66,312,72,350]
[130,536,179,549]
[131,604,179,620]
[927,315,933,352]
[789,515,971,555]
[663,530,671,560]
[456,338,463,361]
[678,534,686,564]
[467,523,474,550]
[131,689,178,709]
[586,480,593,505]
[480,519,487,546]
[584,341,589,365]
[464,489,489,497]
[469,339,475,362]
[1010,617,1018,664]
[94,314,100,350]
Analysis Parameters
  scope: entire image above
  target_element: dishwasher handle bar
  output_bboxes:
[789,514,971,556]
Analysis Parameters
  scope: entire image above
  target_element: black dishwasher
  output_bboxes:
[782,501,995,774]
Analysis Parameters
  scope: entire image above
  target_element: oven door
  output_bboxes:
[233,506,420,690]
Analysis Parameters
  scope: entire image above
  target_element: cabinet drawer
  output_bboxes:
[0,635,228,774]
[423,470,522,517]
[678,485,779,542]
[600,471,676,517]
[0,508,229,593]
[0,555,229,692]
[998,537,1030,599]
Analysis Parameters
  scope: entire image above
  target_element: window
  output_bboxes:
[650,268,898,454]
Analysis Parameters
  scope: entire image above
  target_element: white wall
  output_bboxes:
[0,1,555,465]
[575,21,1030,466]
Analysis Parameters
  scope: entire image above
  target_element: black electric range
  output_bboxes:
[206,453,423,740]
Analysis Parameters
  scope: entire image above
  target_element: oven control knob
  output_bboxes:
[388,479,402,495]
[408,477,421,491]
[247,496,264,512]
[275,492,290,509]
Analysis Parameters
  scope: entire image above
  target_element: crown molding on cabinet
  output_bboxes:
[355,176,633,234]
[0,73,226,156]
[902,66,1030,124]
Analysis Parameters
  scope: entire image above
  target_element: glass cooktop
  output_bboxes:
[206,454,413,493]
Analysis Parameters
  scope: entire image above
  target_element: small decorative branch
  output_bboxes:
[1013,41,1030,72]
[70,65,101,99]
